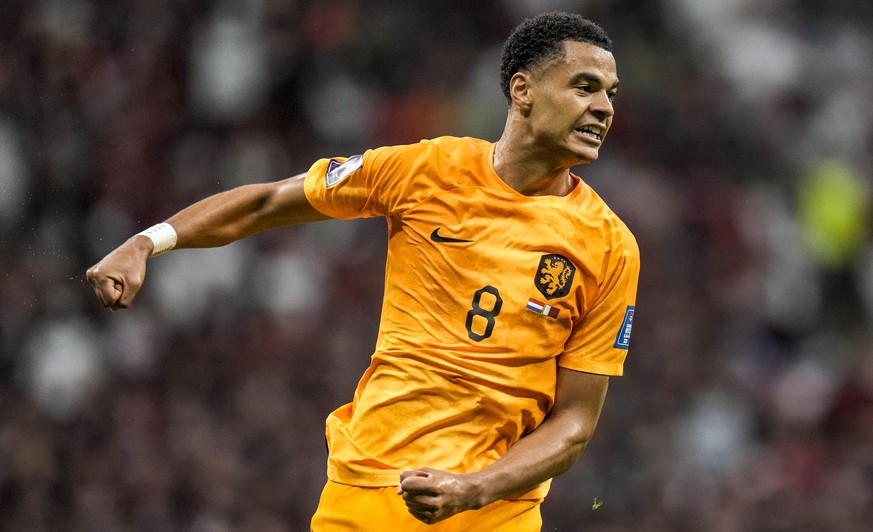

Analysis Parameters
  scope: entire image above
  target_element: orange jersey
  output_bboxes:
[303,136,639,499]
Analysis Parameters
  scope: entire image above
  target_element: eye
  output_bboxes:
[607,91,618,102]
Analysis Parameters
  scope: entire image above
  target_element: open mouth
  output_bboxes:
[575,125,604,141]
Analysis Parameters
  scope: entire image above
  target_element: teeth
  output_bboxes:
[576,125,603,139]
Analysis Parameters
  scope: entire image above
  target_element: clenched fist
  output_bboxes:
[86,235,153,311]
[397,468,484,524]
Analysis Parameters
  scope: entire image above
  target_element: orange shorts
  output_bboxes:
[311,480,542,531]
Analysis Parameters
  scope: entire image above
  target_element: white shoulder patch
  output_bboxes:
[325,154,363,188]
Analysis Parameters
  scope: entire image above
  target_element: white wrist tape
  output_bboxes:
[137,222,178,256]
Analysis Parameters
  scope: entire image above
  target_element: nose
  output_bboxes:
[590,90,614,119]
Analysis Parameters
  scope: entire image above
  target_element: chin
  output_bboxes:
[572,149,599,165]
[563,141,601,165]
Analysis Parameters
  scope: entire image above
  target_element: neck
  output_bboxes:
[492,131,577,197]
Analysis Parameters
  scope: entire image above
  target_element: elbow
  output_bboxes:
[549,432,590,480]
[562,419,596,465]
[567,436,589,465]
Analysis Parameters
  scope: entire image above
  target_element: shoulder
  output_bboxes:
[425,135,492,153]
[367,136,491,164]
[364,136,494,191]
[574,180,640,260]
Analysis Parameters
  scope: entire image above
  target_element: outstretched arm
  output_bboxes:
[86,173,328,310]
[397,367,609,524]
[164,173,326,248]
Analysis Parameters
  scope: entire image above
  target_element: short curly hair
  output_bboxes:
[499,12,613,104]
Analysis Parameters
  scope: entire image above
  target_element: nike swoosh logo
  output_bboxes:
[430,228,473,243]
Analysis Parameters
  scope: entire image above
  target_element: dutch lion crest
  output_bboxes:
[535,254,576,299]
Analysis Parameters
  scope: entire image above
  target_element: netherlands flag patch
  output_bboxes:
[526,298,559,319]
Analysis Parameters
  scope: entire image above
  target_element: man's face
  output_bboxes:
[525,41,618,165]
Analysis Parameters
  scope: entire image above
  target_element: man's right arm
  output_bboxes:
[86,173,328,310]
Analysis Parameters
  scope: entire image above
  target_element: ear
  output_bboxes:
[508,71,534,112]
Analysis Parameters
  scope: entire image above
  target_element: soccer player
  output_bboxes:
[87,12,639,531]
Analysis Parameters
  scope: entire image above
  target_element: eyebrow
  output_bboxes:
[570,72,620,90]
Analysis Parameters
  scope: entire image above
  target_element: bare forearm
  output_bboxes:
[397,411,597,525]
[466,415,591,508]
[468,371,609,508]
[398,371,608,524]
[165,183,274,248]
[166,175,326,249]
[86,174,325,311]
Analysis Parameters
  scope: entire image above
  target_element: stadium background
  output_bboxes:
[1,0,872,529]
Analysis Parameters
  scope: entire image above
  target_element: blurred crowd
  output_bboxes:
[1,0,872,530]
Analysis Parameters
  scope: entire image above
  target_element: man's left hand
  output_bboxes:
[397,467,483,524]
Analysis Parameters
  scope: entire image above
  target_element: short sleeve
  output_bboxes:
[303,142,434,219]
[558,226,640,376]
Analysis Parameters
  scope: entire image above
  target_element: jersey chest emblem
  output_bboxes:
[535,254,576,299]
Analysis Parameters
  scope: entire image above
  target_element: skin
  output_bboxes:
[494,40,618,197]
[397,41,617,523]
[86,39,618,525]
[397,370,608,524]
[86,176,326,310]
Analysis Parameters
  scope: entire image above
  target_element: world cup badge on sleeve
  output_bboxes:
[613,306,635,349]
[325,154,363,188]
